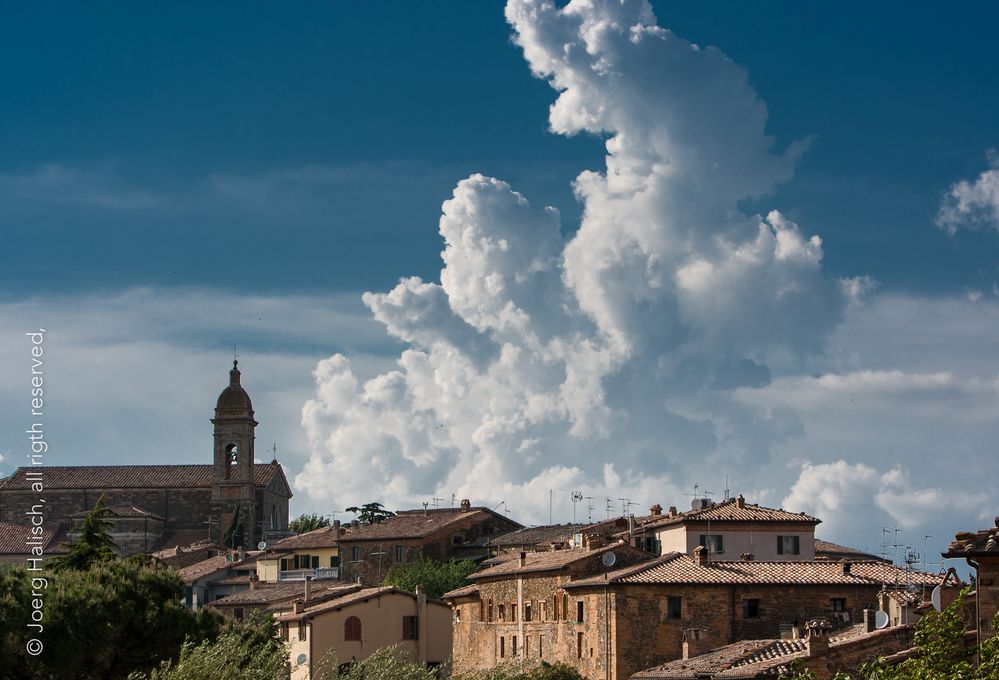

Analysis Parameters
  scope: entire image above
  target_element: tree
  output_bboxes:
[345,502,395,523]
[0,557,221,680]
[134,612,289,680]
[288,513,331,534]
[222,506,245,549]
[52,494,118,571]
[382,558,478,599]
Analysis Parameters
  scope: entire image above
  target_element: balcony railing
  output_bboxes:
[278,567,339,582]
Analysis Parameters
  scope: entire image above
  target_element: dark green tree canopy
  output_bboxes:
[345,502,395,523]
[382,558,478,600]
[52,494,118,571]
[288,513,332,534]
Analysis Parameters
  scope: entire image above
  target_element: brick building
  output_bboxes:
[338,500,522,585]
[0,361,293,555]
[448,545,937,680]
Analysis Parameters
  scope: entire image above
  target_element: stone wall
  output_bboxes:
[976,556,999,637]
[806,625,915,679]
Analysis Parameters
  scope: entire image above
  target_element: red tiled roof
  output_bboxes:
[273,526,343,550]
[566,553,939,588]
[276,586,399,621]
[342,507,519,542]
[470,541,627,579]
[442,584,480,599]
[643,498,820,531]
[0,521,69,555]
[489,524,583,547]
[944,519,999,557]
[176,554,231,584]
[0,464,282,490]
[814,538,887,562]
[211,582,359,607]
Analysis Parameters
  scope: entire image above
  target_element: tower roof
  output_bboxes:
[215,359,254,416]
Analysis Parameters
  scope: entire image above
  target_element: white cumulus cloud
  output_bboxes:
[937,150,999,234]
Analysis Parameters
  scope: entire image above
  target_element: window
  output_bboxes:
[577,632,584,659]
[830,598,847,612]
[498,604,505,622]
[403,615,419,640]
[312,555,320,569]
[452,534,465,545]
[512,636,518,656]
[396,545,405,562]
[667,596,682,620]
[480,601,485,621]
[280,622,289,641]
[699,534,724,554]
[234,607,244,621]
[743,599,760,619]
[511,603,518,622]
[455,608,461,623]
[345,616,362,641]
[552,593,559,620]
[525,635,530,656]
[539,635,544,659]
[500,636,505,658]
[576,600,585,623]
[563,594,569,621]
[270,505,277,530]
[487,599,493,622]
[777,535,801,555]
[524,602,532,622]
[352,546,360,562]
[298,621,307,641]
[331,555,340,568]
[540,600,547,621]
[280,558,290,572]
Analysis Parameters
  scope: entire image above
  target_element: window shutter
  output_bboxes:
[793,536,800,554]
[777,537,784,555]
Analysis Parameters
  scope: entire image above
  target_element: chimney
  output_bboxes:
[304,576,312,602]
[583,533,605,550]
[650,504,663,517]
[668,506,678,518]
[460,499,471,512]
[804,619,831,656]
[293,599,305,614]
[682,628,710,660]
[333,519,341,530]
[740,552,755,561]
[351,519,360,529]
[842,561,852,576]
[249,573,260,590]
[693,545,708,566]
[863,609,876,633]
[519,551,527,567]
[237,546,246,562]
[735,495,745,509]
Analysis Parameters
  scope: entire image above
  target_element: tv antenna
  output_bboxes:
[584,496,595,523]
[605,497,614,520]
[619,498,637,517]
[571,492,583,523]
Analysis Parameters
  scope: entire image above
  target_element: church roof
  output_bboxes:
[0,464,283,490]
[215,359,254,414]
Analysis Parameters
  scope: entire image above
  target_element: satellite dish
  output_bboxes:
[257,541,267,551]
[601,551,617,568]
[874,610,890,630]
[931,585,942,612]
[296,653,308,665]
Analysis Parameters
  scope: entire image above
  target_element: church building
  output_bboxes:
[0,361,293,557]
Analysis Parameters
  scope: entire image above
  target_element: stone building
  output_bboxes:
[256,524,346,583]
[626,496,821,561]
[277,586,453,680]
[447,545,937,680]
[338,501,522,585]
[0,361,293,556]
[943,515,999,640]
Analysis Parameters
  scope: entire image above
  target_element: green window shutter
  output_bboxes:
[793,536,800,554]
[777,537,784,555]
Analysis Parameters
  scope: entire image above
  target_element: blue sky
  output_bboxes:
[3,1,998,295]
[2,1,998,562]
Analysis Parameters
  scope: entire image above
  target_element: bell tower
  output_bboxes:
[211,360,258,547]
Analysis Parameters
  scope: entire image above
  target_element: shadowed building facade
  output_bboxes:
[0,361,292,556]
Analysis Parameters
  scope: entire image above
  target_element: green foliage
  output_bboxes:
[0,557,221,679]
[382,558,478,599]
[778,659,816,680]
[346,502,395,523]
[133,612,288,680]
[51,495,118,571]
[457,660,587,680]
[288,513,332,534]
[222,507,245,549]
[314,644,443,680]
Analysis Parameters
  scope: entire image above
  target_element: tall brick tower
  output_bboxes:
[211,359,258,548]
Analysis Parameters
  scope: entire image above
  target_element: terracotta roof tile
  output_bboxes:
[470,541,628,579]
[69,504,165,520]
[567,553,939,588]
[0,521,69,555]
[0,464,281,490]
[342,507,519,541]
[944,520,999,557]
[212,582,359,607]
[273,526,343,550]
[443,584,480,599]
[277,586,431,621]
[643,498,820,531]
[814,538,887,562]
[176,554,232,584]
[489,524,582,547]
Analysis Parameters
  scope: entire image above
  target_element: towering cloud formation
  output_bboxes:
[297,0,849,519]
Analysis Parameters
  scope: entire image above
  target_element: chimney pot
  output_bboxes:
[863,609,876,633]
[293,599,305,614]
[519,551,527,567]
[682,628,709,660]
[460,499,471,512]
[693,545,708,566]
[668,506,678,518]
[735,495,745,509]
[842,561,852,576]
[333,519,341,529]
[650,504,663,517]
[740,552,754,561]
[805,619,831,656]
[304,576,312,602]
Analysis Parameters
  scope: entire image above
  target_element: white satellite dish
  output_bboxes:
[601,551,617,568]
[931,585,942,612]
[296,653,308,665]
[257,541,267,551]
[874,610,890,630]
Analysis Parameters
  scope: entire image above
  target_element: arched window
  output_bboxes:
[270,505,277,530]
[344,616,361,641]
[225,444,239,479]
